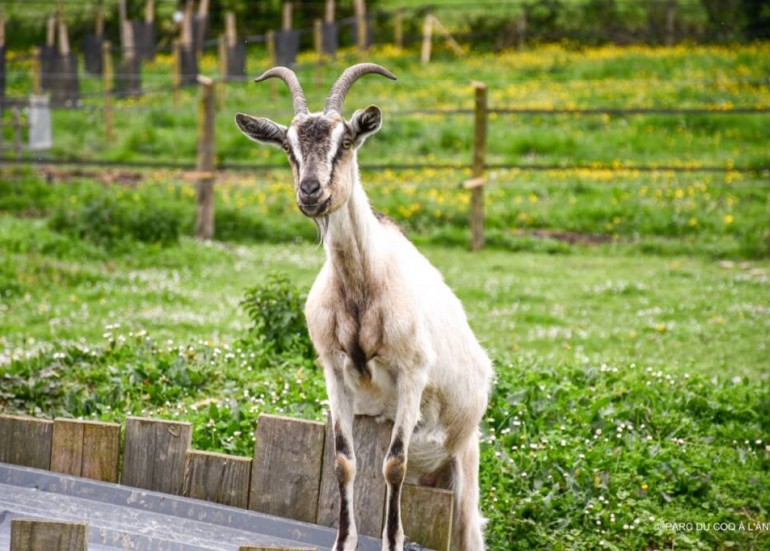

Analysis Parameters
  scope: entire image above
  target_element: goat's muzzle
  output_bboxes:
[297,186,331,217]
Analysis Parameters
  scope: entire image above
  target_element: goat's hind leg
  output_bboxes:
[451,430,486,551]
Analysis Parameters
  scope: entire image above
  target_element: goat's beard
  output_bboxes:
[313,215,330,244]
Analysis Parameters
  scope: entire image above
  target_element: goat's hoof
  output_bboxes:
[403,541,426,551]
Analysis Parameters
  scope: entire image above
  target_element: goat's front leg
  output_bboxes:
[382,371,427,551]
[325,365,359,551]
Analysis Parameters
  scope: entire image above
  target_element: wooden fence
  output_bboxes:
[0,413,453,551]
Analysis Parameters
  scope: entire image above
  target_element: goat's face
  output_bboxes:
[235,107,383,218]
[235,64,396,219]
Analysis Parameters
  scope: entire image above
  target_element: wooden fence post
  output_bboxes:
[102,41,113,140]
[354,0,368,52]
[95,0,105,37]
[11,520,87,551]
[47,16,56,48]
[665,0,676,46]
[181,0,195,71]
[421,15,433,64]
[401,484,454,551]
[317,416,390,537]
[173,40,181,105]
[145,0,155,26]
[218,35,227,109]
[314,19,323,88]
[197,0,210,57]
[249,415,325,523]
[196,75,216,240]
[219,10,237,106]
[122,17,139,96]
[0,415,54,470]
[470,81,488,251]
[121,417,192,494]
[517,12,527,50]
[118,0,127,46]
[32,46,42,95]
[183,450,252,509]
[266,30,277,99]
[12,106,22,160]
[282,2,293,32]
[395,8,403,49]
[50,418,121,483]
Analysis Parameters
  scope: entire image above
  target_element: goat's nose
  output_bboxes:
[299,177,321,197]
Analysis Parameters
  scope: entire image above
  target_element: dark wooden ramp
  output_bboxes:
[0,464,382,551]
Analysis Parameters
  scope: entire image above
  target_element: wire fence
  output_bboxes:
[1,1,769,179]
[1,155,767,177]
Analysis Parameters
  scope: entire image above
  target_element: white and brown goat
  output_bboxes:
[236,64,493,551]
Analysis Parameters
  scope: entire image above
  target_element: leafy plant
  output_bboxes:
[240,272,315,358]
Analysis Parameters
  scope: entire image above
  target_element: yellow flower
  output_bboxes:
[724,214,734,225]
[688,218,698,227]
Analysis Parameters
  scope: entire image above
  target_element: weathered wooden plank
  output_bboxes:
[402,483,454,551]
[50,418,84,476]
[10,519,88,551]
[0,415,53,470]
[81,420,121,482]
[122,416,192,494]
[316,415,390,538]
[239,547,316,551]
[51,419,121,483]
[249,414,325,523]
[183,449,252,509]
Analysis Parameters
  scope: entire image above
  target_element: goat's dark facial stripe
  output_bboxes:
[286,146,299,167]
[327,130,353,187]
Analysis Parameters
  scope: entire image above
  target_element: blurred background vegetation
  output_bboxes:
[2,0,770,51]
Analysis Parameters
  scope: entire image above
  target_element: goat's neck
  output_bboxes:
[323,159,382,299]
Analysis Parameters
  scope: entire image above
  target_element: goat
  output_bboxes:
[236,64,493,551]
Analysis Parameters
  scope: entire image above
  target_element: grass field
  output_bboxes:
[2,40,770,550]
[1,214,769,550]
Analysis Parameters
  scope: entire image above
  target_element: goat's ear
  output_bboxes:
[350,105,382,145]
[235,113,287,147]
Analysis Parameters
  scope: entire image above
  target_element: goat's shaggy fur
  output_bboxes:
[236,64,493,551]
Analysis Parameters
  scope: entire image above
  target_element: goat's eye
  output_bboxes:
[282,142,291,153]
[341,139,353,150]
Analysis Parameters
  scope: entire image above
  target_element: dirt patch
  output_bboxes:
[524,229,613,245]
[42,167,144,186]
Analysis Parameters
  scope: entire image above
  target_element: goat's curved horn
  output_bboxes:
[254,67,308,116]
[324,63,397,114]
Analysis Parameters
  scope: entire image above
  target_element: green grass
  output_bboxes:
[3,215,769,375]
[1,214,769,549]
